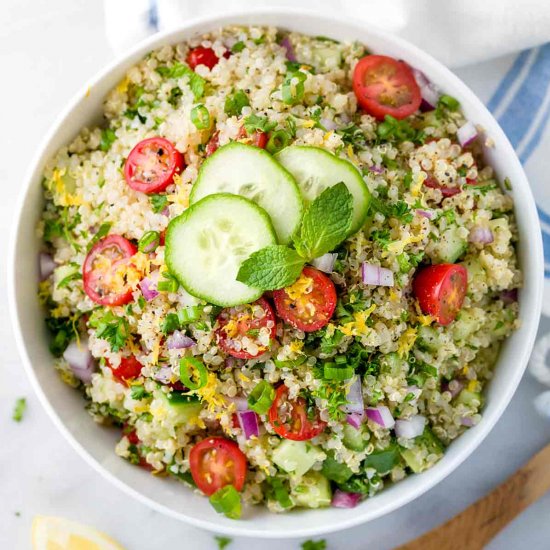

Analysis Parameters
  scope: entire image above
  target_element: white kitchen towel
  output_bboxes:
[103,0,550,384]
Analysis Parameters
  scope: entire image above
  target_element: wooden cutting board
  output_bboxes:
[396,443,550,550]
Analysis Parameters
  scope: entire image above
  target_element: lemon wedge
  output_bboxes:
[32,516,125,550]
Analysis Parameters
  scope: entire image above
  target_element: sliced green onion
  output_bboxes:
[438,94,460,111]
[266,130,291,155]
[177,305,203,325]
[273,356,307,369]
[157,273,179,293]
[138,230,160,253]
[324,364,354,380]
[282,71,307,105]
[209,485,242,519]
[334,356,347,365]
[247,381,275,415]
[179,357,208,390]
[191,104,211,130]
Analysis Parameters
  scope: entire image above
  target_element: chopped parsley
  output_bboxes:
[150,194,168,213]
[99,128,116,152]
[12,398,26,422]
[130,385,150,400]
[224,90,249,117]
[45,315,79,357]
[370,197,413,223]
[376,115,424,144]
[89,310,131,352]
[371,228,392,249]
[215,536,233,549]
[156,62,205,99]
[243,114,277,134]
[302,540,327,550]
[231,41,245,53]
[337,123,367,150]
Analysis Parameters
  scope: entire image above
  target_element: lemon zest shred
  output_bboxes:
[397,327,417,358]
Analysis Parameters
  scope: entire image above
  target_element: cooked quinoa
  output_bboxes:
[38,26,521,516]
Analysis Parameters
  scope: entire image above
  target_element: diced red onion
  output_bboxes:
[469,225,494,244]
[346,412,364,429]
[343,376,364,414]
[416,209,434,220]
[442,379,464,398]
[369,165,384,174]
[395,415,426,439]
[39,252,56,281]
[362,263,394,287]
[460,416,474,427]
[237,410,259,439]
[152,366,174,384]
[500,288,518,304]
[166,330,195,350]
[161,206,170,217]
[63,339,95,383]
[332,490,361,508]
[366,406,395,429]
[139,273,159,301]
[280,36,297,62]
[311,253,337,274]
[228,396,249,412]
[457,121,478,147]
[320,117,338,131]
[412,68,439,111]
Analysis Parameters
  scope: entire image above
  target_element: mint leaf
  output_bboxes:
[296,182,353,258]
[237,245,305,290]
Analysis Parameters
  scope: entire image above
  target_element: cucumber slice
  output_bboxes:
[165,193,276,306]
[291,472,332,509]
[434,226,467,263]
[275,145,371,234]
[190,142,303,244]
[160,392,202,424]
[272,440,324,477]
[342,423,368,452]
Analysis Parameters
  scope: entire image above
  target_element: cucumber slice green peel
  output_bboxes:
[165,193,277,307]
[276,145,371,234]
[189,142,303,244]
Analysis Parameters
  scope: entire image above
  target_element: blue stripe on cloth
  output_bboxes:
[538,207,550,225]
[148,0,159,31]
[487,49,531,112]
[497,43,550,148]
[520,95,550,163]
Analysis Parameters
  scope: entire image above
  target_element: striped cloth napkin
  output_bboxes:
[103,0,550,396]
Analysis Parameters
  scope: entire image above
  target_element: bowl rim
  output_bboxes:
[8,7,544,539]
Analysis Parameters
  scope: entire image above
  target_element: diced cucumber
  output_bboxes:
[342,423,368,452]
[456,389,482,407]
[399,427,444,474]
[190,142,303,244]
[311,45,343,71]
[158,392,202,424]
[416,326,440,353]
[276,146,371,234]
[53,264,79,286]
[291,471,332,509]
[462,257,486,286]
[272,440,324,477]
[165,194,276,306]
[453,308,483,341]
[321,452,353,484]
[364,443,400,474]
[434,226,468,263]
[380,352,406,376]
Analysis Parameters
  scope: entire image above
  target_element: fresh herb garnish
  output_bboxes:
[150,194,168,213]
[224,90,250,117]
[242,114,277,134]
[302,539,327,550]
[89,310,131,352]
[215,536,233,549]
[12,398,26,422]
[130,385,150,400]
[45,315,79,357]
[99,128,116,152]
[337,123,368,151]
[231,41,245,53]
[156,62,205,100]
[376,115,424,144]
[282,70,307,105]
[57,269,82,289]
[237,183,353,291]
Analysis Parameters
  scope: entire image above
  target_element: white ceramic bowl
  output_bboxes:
[9,8,544,539]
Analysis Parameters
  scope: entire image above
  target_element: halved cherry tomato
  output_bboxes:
[353,55,421,120]
[107,355,143,385]
[237,125,268,149]
[268,385,326,441]
[215,297,276,359]
[424,177,462,198]
[124,137,184,194]
[205,130,220,156]
[186,46,220,70]
[83,235,138,306]
[273,267,337,332]
[413,264,468,325]
[189,437,247,496]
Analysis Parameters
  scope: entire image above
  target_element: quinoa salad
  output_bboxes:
[38,26,521,518]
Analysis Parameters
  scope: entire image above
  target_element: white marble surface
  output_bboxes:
[1,2,550,549]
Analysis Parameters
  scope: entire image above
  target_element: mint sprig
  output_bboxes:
[237,183,353,291]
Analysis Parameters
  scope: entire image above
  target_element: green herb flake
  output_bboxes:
[150,194,168,213]
[224,90,250,117]
[89,310,131,352]
[231,41,245,53]
[302,539,327,550]
[12,398,26,422]
[99,128,116,152]
[215,536,233,550]
[243,114,277,135]
[87,222,112,251]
